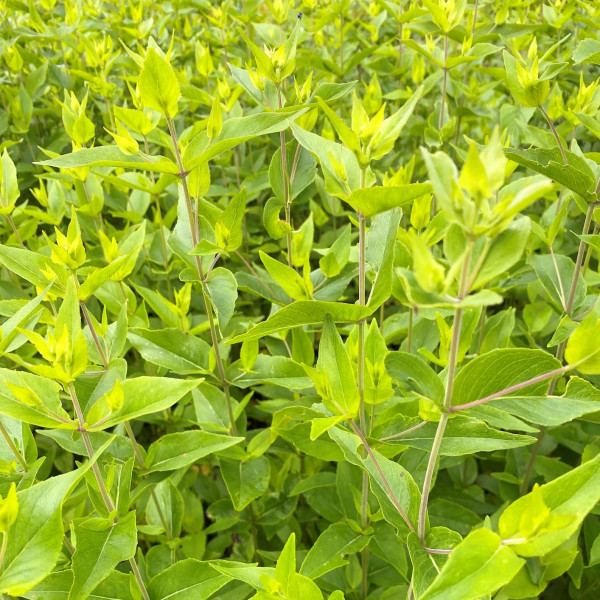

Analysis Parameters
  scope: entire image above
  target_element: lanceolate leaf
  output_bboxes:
[0,464,94,595]
[451,349,561,408]
[228,301,372,343]
[36,146,180,174]
[504,147,597,202]
[420,528,524,600]
[147,560,232,600]
[69,511,138,600]
[86,377,201,430]
[145,430,244,472]
[348,184,431,218]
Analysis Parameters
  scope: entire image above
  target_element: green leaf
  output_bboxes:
[139,48,180,117]
[259,251,311,300]
[312,314,359,417]
[24,570,135,600]
[234,355,312,390]
[407,527,462,598]
[329,427,420,537]
[145,430,244,472]
[529,253,586,313]
[228,301,372,343]
[147,560,231,600]
[445,217,531,289]
[218,188,246,253]
[0,245,68,295]
[0,149,19,209]
[300,523,369,579]
[451,348,562,407]
[309,415,347,441]
[184,110,307,172]
[385,351,444,403]
[573,38,600,64]
[0,369,75,429]
[77,253,135,301]
[0,281,53,353]
[348,184,431,218]
[127,328,211,375]
[0,466,91,595]
[499,453,600,556]
[276,533,296,593]
[368,85,426,160]
[205,267,237,330]
[290,124,360,199]
[367,208,401,310]
[86,377,201,430]
[380,415,535,455]
[320,224,351,279]
[565,310,600,374]
[481,377,600,426]
[69,511,137,600]
[209,560,276,590]
[36,146,179,174]
[219,456,270,511]
[394,269,503,309]
[269,142,317,204]
[420,528,524,600]
[504,147,596,202]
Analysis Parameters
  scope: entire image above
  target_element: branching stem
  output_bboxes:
[166,116,237,436]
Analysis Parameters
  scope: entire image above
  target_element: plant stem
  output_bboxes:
[166,116,237,436]
[124,422,173,546]
[0,532,7,567]
[417,242,472,543]
[539,105,567,164]
[0,423,27,471]
[439,33,449,131]
[357,202,369,598]
[5,215,24,247]
[449,365,570,412]
[520,201,595,493]
[66,383,150,600]
[566,203,594,313]
[583,223,598,277]
[80,300,109,370]
[277,85,293,268]
[380,420,427,442]
[472,0,479,36]
[144,135,173,302]
[349,420,414,531]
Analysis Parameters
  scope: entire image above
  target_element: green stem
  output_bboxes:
[166,117,237,436]
[583,223,598,277]
[124,422,173,544]
[407,307,413,353]
[439,33,448,131]
[144,135,173,302]
[520,201,595,494]
[5,215,24,247]
[277,85,293,268]
[67,383,150,600]
[472,0,479,36]
[349,419,413,531]
[417,242,473,542]
[357,166,369,598]
[0,532,7,568]
[0,423,27,471]
[80,299,108,370]
[539,105,567,164]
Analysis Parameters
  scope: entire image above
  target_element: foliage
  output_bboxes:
[1,0,600,599]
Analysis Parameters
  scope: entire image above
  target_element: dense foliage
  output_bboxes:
[2,0,600,598]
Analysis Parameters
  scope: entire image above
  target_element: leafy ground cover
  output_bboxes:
[2,0,600,598]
